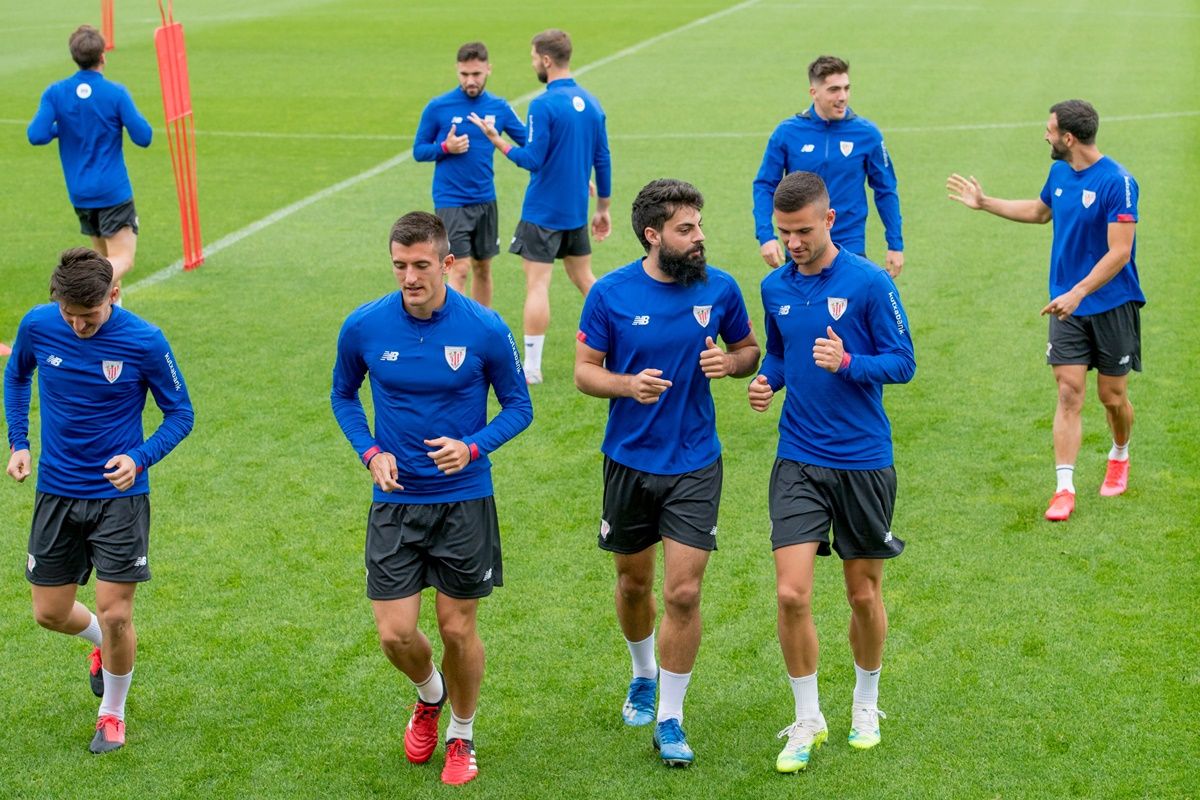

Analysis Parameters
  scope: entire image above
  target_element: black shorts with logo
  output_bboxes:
[1047,300,1142,376]
[509,220,591,263]
[74,199,139,238]
[436,201,500,261]
[365,497,501,601]
[599,456,722,554]
[769,459,903,560]
[27,492,152,585]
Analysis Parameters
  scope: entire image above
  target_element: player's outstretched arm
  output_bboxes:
[575,340,671,404]
[946,173,1051,223]
[6,449,31,483]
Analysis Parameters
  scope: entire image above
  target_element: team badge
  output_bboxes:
[1081,190,1096,208]
[102,360,124,383]
[827,297,848,321]
[839,140,854,157]
[444,346,466,371]
[76,84,92,99]
[693,305,712,327]
[600,519,611,540]
[572,96,586,112]
[484,114,495,126]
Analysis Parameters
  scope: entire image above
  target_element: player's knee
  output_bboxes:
[1056,382,1085,412]
[32,604,71,631]
[663,580,702,615]
[377,625,420,654]
[1097,385,1127,410]
[616,572,653,604]
[437,614,478,648]
[97,607,133,637]
[776,583,813,617]
[845,584,882,616]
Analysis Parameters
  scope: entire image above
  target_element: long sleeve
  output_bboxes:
[3,318,36,452]
[841,272,915,385]
[592,113,612,198]
[752,128,787,245]
[505,102,551,172]
[329,317,377,464]
[502,103,528,147]
[758,306,786,391]
[127,331,193,469]
[120,88,153,148]
[866,138,903,251]
[412,101,445,163]
[27,88,57,146]
[467,326,532,456]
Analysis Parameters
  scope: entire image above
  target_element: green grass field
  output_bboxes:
[2,0,1198,797]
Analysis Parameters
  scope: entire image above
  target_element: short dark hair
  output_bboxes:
[50,247,113,306]
[456,41,488,63]
[774,171,829,213]
[808,55,849,85]
[69,25,105,69]
[1050,99,1099,145]
[532,29,572,66]
[389,212,449,259]
[631,179,704,252]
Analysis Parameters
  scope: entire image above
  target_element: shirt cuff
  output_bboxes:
[468,442,480,462]
[838,352,852,372]
[361,445,382,467]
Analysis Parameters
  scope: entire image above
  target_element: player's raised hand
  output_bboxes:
[813,326,846,373]
[760,240,784,268]
[444,123,470,154]
[628,368,671,404]
[368,451,404,492]
[6,449,31,482]
[748,375,775,412]
[466,112,500,144]
[946,173,985,209]
[103,454,137,492]
[591,208,612,242]
[425,437,471,475]
[699,336,732,380]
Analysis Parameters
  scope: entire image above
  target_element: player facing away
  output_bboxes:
[27,26,152,293]
[413,41,527,307]
[330,212,532,786]
[4,248,194,754]
[575,179,760,767]
[470,28,613,385]
[753,55,904,277]
[947,99,1144,522]
[749,171,914,773]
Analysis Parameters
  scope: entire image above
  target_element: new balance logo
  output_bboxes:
[380,351,399,361]
[709,526,718,537]
[632,315,650,326]
[801,144,815,153]
[482,568,493,582]
[1119,355,1131,365]
[778,305,791,316]
[883,531,893,543]
[134,556,148,567]
[46,355,63,367]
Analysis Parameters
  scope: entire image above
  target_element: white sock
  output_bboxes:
[790,672,821,722]
[1109,440,1129,461]
[76,613,103,647]
[1055,465,1075,494]
[657,668,691,723]
[626,632,657,680]
[446,711,475,742]
[98,668,132,720]
[524,335,545,374]
[853,663,881,707]
[414,667,445,704]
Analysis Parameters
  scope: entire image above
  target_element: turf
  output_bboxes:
[1,1,1198,797]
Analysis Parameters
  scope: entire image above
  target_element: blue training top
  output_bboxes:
[4,304,194,498]
[578,260,753,475]
[331,288,533,504]
[1039,156,1145,317]
[412,88,527,208]
[753,106,902,255]
[27,70,153,208]
[758,249,915,470]
[505,78,611,231]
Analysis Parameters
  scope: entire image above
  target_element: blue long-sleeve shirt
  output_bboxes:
[753,106,902,255]
[413,88,527,208]
[331,289,533,504]
[28,70,152,208]
[4,304,194,498]
[759,249,915,470]
[504,78,611,231]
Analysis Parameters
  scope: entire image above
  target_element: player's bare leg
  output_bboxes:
[774,542,820,677]
[447,259,471,295]
[657,538,709,676]
[435,594,483,721]
[90,580,137,754]
[103,226,137,284]
[372,594,434,681]
[31,583,91,635]
[1048,364,1086,519]
[843,558,888,750]
[562,253,596,298]
[1097,372,1134,495]
[613,545,658,726]
[470,258,493,307]
[521,259,554,383]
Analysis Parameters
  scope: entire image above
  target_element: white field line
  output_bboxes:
[123,0,766,294]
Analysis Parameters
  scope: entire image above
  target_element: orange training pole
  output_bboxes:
[154,0,203,270]
[101,0,115,51]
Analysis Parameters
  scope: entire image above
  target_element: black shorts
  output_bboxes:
[27,492,151,585]
[365,498,502,601]
[769,459,903,560]
[436,202,500,261]
[599,456,722,554]
[509,220,591,263]
[1047,300,1142,376]
[74,199,139,238]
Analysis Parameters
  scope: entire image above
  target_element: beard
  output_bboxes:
[463,79,486,97]
[535,64,548,84]
[1049,139,1068,161]
[658,242,707,287]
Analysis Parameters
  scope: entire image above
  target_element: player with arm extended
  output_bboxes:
[947,99,1143,521]
[5,248,194,754]
[330,212,532,786]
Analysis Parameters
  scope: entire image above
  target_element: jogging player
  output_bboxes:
[575,179,759,767]
[330,212,532,785]
[749,171,914,773]
[5,248,194,754]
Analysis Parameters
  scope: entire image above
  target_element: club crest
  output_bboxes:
[840,140,854,157]
[102,360,123,383]
[1081,190,1096,208]
[693,305,712,327]
[444,346,466,371]
[827,297,848,321]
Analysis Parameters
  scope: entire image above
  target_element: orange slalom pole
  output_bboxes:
[101,0,115,51]
[154,0,204,269]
